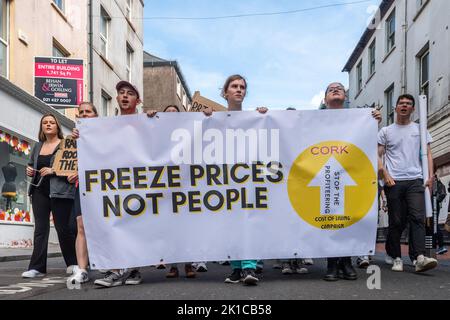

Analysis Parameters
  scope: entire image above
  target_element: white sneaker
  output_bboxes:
[22,269,46,278]
[68,270,89,284]
[415,255,438,273]
[391,258,403,272]
[385,255,394,265]
[66,265,77,274]
[357,256,370,268]
[295,266,309,274]
[194,262,208,272]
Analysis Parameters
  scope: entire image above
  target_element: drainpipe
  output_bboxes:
[88,0,94,102]
[400,0,408,94]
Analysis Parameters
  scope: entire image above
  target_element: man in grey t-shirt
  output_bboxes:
[378,94,437,273]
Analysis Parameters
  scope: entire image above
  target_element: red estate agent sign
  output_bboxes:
[34,57,84,108]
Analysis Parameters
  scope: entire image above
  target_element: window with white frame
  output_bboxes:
[0,0,8,78]
[53,0,64,12]
[385,84,395,124]
[356,61,363,93]
[368,40,376,76]
[101,91,111,116]
[100,6,110,58]
[419,48,429,111]
[126,44,133,82]
[126,0,132,20]
[386,10,396,53]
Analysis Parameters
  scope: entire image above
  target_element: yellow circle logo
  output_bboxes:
[288,141,377,230]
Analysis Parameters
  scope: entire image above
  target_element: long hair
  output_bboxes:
[38,114,64,142]
[221,74,247,100]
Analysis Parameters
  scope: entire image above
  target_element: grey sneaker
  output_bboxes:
[415,255,438,273]
[125,269,142,285]
[281,262,293,275]
[94,271,125,287]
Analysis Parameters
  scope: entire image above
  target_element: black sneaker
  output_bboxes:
[125,269,142,285]
[224,269,242,284]
[242,268,259,286]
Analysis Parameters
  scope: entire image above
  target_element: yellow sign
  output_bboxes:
[287,141,377,230]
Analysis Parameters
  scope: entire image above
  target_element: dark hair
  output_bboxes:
[78,102,98,115]
[38,114,64,142]
[221,74,247,99]
[396,94,415,107]
[163,105,180,112]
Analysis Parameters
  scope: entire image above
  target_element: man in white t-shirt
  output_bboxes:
[378,94,438,273]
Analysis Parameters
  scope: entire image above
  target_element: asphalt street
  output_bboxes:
[0,254,449,300]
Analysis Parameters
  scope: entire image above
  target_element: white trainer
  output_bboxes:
[302,258,314,266]
[68,270,89,284]
[415,255,438,273]
[22,269,46,278]
[66,265,77,274]
[385,255,394,265]
[391,258,403,272]
[194,262,208,272]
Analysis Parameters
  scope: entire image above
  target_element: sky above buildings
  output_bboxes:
[143,0,381,110]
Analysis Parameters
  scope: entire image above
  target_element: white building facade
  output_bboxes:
[91,0,144,117]
[343,0,450,219]
[0,0,144,247]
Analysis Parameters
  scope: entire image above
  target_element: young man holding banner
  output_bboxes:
[321,82,381,281]
[92,81,144,288]
[378,94,438,273]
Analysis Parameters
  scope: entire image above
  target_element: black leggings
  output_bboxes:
[29,190,77,273]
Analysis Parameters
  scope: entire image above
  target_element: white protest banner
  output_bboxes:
[77,109,378,270]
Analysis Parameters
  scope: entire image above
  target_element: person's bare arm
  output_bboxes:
[378,144,395,187]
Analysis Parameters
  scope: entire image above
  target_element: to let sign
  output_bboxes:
[34,57,84,108]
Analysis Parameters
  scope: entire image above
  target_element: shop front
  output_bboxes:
[0,76,74,247]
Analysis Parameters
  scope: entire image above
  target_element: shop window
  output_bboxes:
[0,129,33,224]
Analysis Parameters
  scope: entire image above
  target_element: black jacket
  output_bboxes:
[27,142,76,199]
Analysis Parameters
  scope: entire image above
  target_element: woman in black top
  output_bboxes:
[22,114,77,278]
